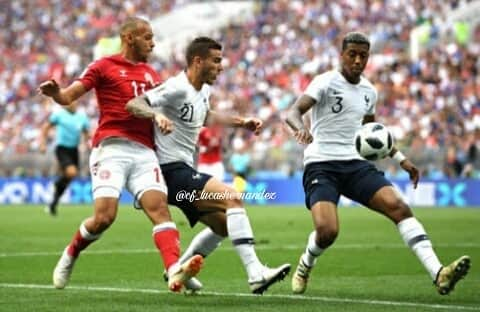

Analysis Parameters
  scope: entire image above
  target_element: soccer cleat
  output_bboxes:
[53,247,76,289]
[249,263,291,294]
[292,257,313,294]
[167,255,204,292]
[163,271,203,293]
[435,255,470,295]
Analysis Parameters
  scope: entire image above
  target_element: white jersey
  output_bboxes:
[303,70,377,165]
[144,71,210,166]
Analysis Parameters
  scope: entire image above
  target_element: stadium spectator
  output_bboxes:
[38,101,90,216]
[126,36,290,294]
[285,31,470,295]
[38,17,202,293]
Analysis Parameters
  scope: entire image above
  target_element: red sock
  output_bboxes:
[67,230,97,258]
[153,229,180,270]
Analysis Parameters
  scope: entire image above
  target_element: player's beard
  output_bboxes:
[201,68,216,85]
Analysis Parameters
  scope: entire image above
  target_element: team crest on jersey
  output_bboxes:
[119,69,127,77]
[144,72,155,86]
[364,95,370,107]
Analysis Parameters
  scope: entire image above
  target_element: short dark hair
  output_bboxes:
[342,32,370,51]
[186,37,222,66]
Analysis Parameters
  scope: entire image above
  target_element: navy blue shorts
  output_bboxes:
[303,160,392,209]
[55,146,79,169]
[160,162,212,227]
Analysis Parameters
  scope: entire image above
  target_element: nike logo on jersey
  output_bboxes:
[192,173,201,180]
[332,89,341,95]
[311,179,319,185]
[119,69,127,77]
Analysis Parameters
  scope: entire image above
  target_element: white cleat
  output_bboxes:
[291,257,313,294]
[249,263,291,294]
[53,248,76,289]
[168,255,204,292]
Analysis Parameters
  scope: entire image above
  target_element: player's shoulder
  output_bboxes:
[359,75,376,90]
[358,76,378,99]
[164,71,186,87]
[91,54,119,66]
[310,70,339,87]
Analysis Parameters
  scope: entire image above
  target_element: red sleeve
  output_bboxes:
[77,60,103,91]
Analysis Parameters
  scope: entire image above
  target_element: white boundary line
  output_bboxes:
[0,283,478,311]
[0,243,478,258]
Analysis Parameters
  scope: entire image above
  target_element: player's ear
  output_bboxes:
[193,55,203,67]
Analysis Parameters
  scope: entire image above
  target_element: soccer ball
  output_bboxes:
[354,122,393,161]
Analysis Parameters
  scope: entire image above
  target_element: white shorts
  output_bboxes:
[89,138,167,204]
[197,162,225,181]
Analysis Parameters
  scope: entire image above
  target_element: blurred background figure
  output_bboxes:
[197,125,225,181]
[38,101,90,215]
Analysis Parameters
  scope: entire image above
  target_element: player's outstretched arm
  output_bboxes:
[37,80,86,106]
[126,96,173,135]
[285,95,315,144]
[206,111,263,135]
[389,147,420,188]
[126,95,157,119]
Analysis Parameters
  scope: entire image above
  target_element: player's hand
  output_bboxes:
[242,117,263,135]
[400,159,420,189]
[154,113,173,135]
[293,129,313,145]
[38,79,60,97]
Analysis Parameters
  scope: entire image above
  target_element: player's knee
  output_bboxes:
[144,200,171,222]
[210,222,228,237]
[315,225,338,248]
[92,213,116,231]
[65,166,78,179]
[223,190,243,208]
[384,198,412,222]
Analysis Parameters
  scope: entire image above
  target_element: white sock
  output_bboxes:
[179,227,224,264]
[397,217,442,280]
[301,231,324,267]
[226,208,264,281]
[80,221,101,240]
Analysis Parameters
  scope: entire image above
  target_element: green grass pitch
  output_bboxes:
[0,205,478,311]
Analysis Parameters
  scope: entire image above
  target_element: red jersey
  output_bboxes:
[198,126,223,164]
[78,54,160,148]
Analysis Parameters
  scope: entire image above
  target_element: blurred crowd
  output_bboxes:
[1,0,479,179]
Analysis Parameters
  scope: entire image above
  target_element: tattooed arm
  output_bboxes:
[126,96,173,135]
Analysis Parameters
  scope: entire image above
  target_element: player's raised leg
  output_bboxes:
[198,177,291,294]
[369,186,471,295]
[176,226,224,292]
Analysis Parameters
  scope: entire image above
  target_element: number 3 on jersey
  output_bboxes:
[332,96,343,113]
